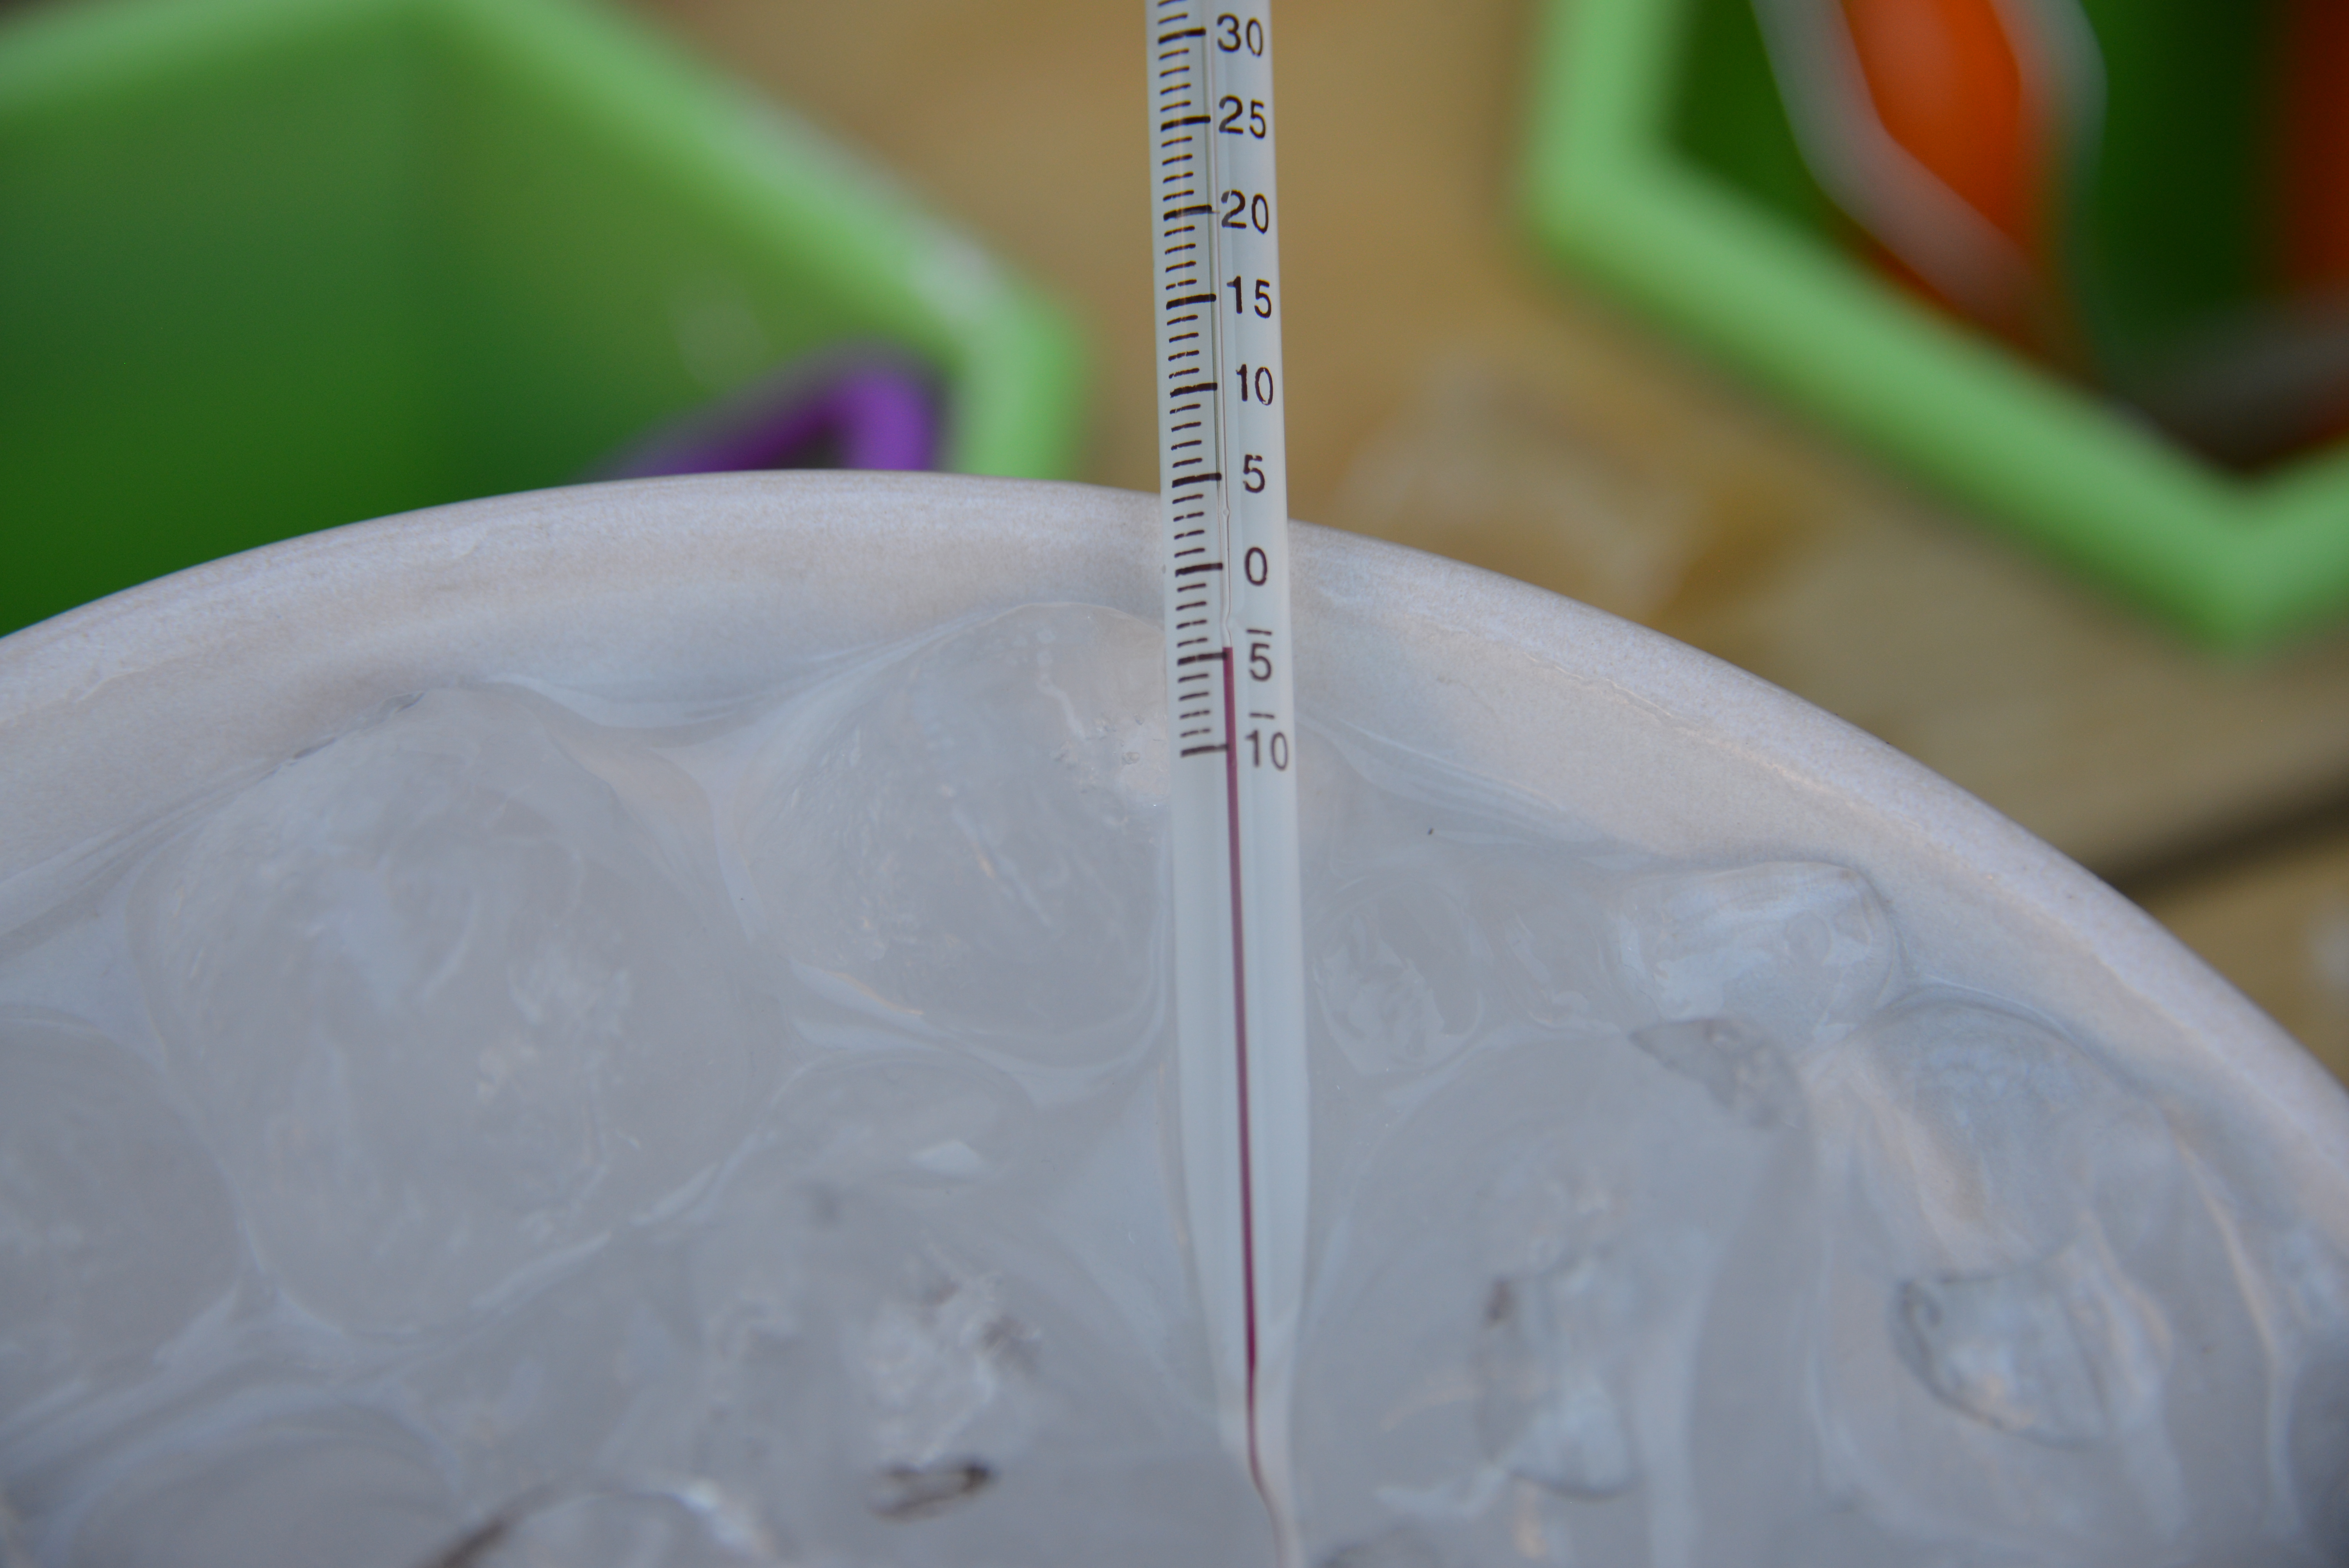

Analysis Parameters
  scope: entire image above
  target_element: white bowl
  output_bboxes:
[4,472,2346,1557]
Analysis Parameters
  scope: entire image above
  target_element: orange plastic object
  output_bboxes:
[1841,0,2060,349]
[2281,0,2349,289]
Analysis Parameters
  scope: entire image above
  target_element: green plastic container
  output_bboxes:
[1522,0,2349,651]
[0,0,1084,636]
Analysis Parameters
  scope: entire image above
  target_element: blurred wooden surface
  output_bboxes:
[636,0,2349,1079]
[2132,815,2349,1086]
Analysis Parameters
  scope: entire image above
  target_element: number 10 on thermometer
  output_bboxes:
[1149,0,1308,1537]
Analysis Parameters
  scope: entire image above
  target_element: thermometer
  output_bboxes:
[1148,0,1309,1554]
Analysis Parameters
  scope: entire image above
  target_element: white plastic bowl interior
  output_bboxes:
[7,477,2349,1552]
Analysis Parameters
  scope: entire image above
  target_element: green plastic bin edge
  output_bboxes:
[0,0,1087,484]
[1517,0,2349,652]
[414,0,1086,480]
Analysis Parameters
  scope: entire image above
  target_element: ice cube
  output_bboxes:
[1610,861,1900,1051]
[856,1263,1039,1479]
[0,1009,237,1423]
[1296,1025,1814,1566]
[734,605,1167,1064]
[62,1405,462,1568]
[1800,997,2235,1557]
[1811,997,2183,1274]
[129,687,782,1335]
[1474,1258,1642,1497]
[1889,1239,2167,1446]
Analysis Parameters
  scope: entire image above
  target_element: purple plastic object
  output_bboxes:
[595,352,940,479]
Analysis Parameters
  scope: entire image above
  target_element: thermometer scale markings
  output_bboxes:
[1150,1,1308,1554]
